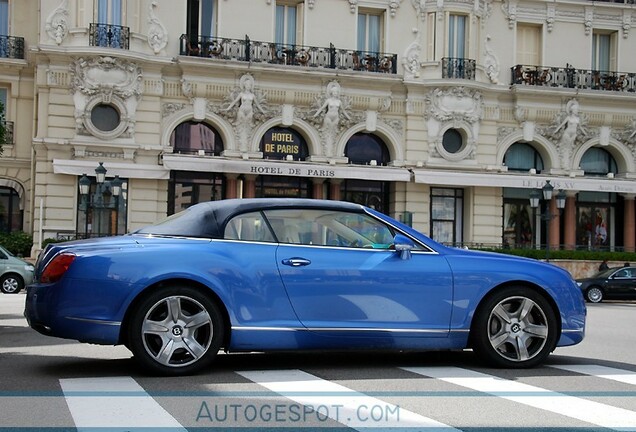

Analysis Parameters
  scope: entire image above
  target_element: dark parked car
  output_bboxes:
[576,266,636,303]
[25,199,586,375]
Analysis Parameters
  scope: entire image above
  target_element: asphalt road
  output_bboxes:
[1,293,635,431]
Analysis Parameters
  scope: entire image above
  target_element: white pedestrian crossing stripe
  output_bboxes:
[238,369,459,430]
[401,366,636,431]
[60,376,186,431]
[550,364,636,386]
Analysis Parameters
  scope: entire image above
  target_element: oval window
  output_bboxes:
[442,129,463,154]
[90,104,120,132]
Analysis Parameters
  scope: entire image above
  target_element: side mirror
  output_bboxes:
[393,234,414,260]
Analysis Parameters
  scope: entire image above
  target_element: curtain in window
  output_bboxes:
[581,147,616,175]
[98,0,121,25]
[286,7,296,45]
[0,0,8,36]
[504,143,544,171]
[275,5,285,45]
[448,15,466,58]
[592,34,610,71]
[201,0,215,37]
[357,13,380,52]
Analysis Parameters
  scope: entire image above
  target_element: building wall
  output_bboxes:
[0,0,634,257]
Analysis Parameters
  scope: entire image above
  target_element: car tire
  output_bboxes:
[127,285,225,376]
[1,274,24,294]
[585,287,603,303]
[471,287,558,368]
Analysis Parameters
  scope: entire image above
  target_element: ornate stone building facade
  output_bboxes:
[0,0,635,256]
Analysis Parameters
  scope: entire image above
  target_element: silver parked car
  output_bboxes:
[0,245,34,294]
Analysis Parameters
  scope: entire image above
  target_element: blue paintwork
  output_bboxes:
[25,198,585,357]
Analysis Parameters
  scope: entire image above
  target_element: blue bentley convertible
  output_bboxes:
[25,198,586,375]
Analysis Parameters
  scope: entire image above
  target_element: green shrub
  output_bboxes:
[0,231,33,257]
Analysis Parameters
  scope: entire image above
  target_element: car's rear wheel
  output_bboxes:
[128,285,224,376]
[585,287,603,303]
[471,287,558,368]
[1,274,24,294]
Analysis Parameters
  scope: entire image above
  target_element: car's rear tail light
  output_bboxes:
[40,253,76,283]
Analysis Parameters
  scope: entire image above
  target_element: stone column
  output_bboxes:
[225,175,239,199]
[549,198,560,249]
[329,180,342,201]
[563,191,578,250]
[243,175,256,198]
[312,179,324,199]
[623,194,635,252]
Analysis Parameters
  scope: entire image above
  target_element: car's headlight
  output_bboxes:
[24,264,35,272]
[576,282,582,287]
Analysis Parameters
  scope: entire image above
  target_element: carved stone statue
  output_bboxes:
[223,74,267,152]
[313,81,351,157]
[553,99,588,169]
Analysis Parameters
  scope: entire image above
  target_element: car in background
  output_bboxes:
[0,245,35,294]
[25,198,586,375]
[576,266,636,303]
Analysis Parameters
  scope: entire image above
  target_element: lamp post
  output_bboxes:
[78,162,123,238]
[529,180,566,261]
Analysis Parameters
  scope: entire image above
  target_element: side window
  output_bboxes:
[263,209,396,249]
[224,212,275,242]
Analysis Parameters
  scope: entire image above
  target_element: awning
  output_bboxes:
[162,154,412,182]
[413,169,636,194]
[53,159,170,179]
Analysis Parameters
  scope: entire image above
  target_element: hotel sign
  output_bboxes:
[249,165,335,178]
[261,128,307,160]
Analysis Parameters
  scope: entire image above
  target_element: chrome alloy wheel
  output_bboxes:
[487,296,549,363]
[141,295,213,368]
[586,287,603,303]
[1,275,22,294]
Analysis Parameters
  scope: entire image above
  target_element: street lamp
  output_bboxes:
[78,162,123,237]
[529,180,567,261]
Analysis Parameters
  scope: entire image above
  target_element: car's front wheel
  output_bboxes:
[471,287,558,368]
[585,287,603,303]
[1,274,24,294]
[128,285,224,376]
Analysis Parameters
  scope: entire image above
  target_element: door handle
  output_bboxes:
[281,258,311,267]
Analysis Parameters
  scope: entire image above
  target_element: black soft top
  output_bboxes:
[132,198,366,239]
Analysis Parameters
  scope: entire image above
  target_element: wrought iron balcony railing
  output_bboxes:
[442,57,476,80]
[0,35,25,59]
[179,35,397,74]
[2,121,14,145]
[89,23,130,49]
[512,64,636,92]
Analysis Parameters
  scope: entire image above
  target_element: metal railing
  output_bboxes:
[89,23,130,49]
[179,34,398,74]
[442,57,476,80]
[512,64,636,92]
[0,35,25,59]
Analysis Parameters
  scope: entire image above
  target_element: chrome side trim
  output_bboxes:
[65,316,121,326]
[562,328,585,333]
[231,326,457,334]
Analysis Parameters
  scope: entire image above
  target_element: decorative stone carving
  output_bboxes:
[221,74,268,153]
[346,0,358,13]
[545,99,589,169]
[310,81,353,157]
[403,28,422,79]
[484,35,500,84]
[388,0,403,17]
[501,0,517,29]
[546,4,555,32]
[584,7,593,36]
[623,10,631,39]
[45,0,69,45]
[425,87,483,161]
[162,103,187,119]
[147,1,168,54]
[69,57,142,139]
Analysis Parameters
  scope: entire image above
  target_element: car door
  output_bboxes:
[606,267,636,299]
[266,209,453,337]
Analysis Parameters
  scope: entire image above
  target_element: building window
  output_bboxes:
[0,186,21,233]
[592,31,617,72]
[168,171,225,215]
[430,188,463,245]
[448,14,466,59]
[97,0,122,25]
[357,10,383,53]
[341,179,389,213]
[345,133,390,165]
[504,142,544,173]
[90,104,120,132]
[516,23,542,66]
[580,147,617,176]
[276,2,303,46]
[187,0,216,38]
[503,189,534,248]
[77,176,128,238]
[260,127,308,161]
[170,121,224,156]
[577,195,613,250]
[442,129,463,154]
[256,176,311,198]
[0,88,7,119]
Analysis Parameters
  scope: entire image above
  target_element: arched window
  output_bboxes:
[170,121,224,156]
[580,147,617,176]
[345,133,390,165]
[504,142,544,172]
